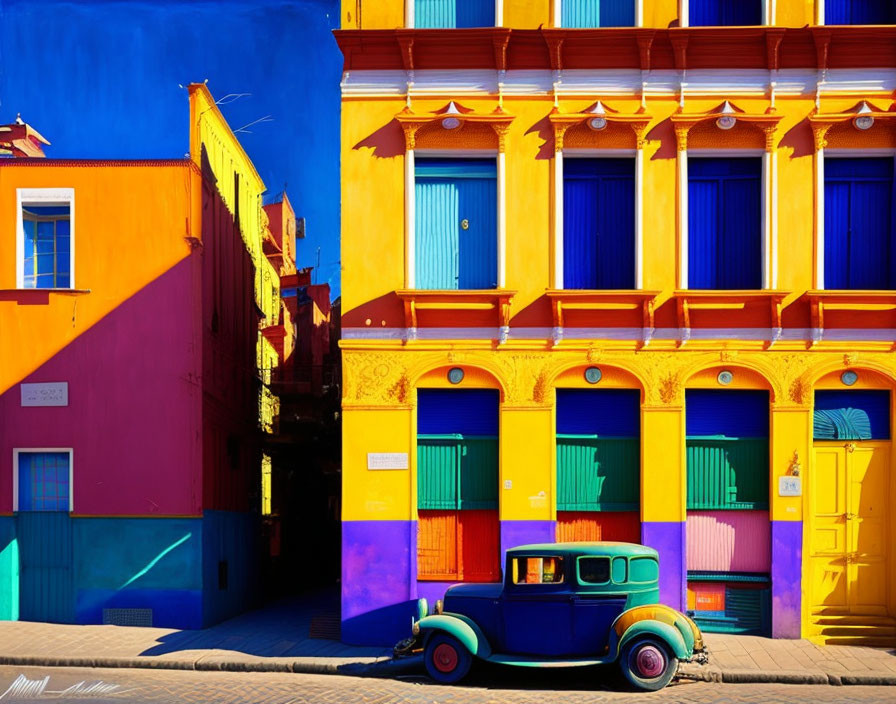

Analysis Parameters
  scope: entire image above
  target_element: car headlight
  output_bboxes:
[435,599,443,615]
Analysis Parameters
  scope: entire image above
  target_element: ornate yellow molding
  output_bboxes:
[549,102,652,152]
[671,100,783,152]
[808,100,896,152]
[395,102,515,153]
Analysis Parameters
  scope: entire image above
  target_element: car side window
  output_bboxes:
[629,556,659,583]
[611,556,627,583]
[512,556,564,584]
[578,557,611,584]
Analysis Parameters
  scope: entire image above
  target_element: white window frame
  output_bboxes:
[554,0,644,27]
[16,188,76,290]
[406,149,505,289]
[679,0,774,27]
[12,448,74,513]
[815,148,896,290]
[407,0,504,27]
[679,150,772,290]
[554,149,643,289]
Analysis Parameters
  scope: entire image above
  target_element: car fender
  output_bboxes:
[615,620,690,661]
[611,604,696,654]
[415,613,492,659]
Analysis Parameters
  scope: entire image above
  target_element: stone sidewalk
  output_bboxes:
[0,594,893,685]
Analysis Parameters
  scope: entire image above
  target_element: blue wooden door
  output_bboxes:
[562,0,635,27]
[16,452,74,623]
[824,158,895,290]
[564,158,635,289]
[690,0,762,25]
[17,512,74,624]
[688,158,762,289]
[826,0,894,24]
[415,159,497,290]
[415,0,495,28]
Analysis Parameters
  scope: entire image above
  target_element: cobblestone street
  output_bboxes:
[0,666,893,704]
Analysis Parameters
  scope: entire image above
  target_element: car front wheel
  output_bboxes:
[423,632,473,684]
[619,637,677,691]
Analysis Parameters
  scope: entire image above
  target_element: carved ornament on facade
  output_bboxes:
[549,103,652,152]
[395,102,514,153]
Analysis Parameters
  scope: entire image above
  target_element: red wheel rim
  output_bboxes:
[633,644,666,679]
[432,643,459,673]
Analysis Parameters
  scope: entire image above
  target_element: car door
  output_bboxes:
[569,556,629,655]
[500,555,576,657]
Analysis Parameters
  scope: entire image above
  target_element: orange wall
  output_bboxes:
[0,162,199,397]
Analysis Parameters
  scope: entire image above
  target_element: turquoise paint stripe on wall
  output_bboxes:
[0,517,18,621]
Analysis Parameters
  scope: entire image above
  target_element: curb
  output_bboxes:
[678,665,896,687]
[0,655,893,686]
[0,654,421,678]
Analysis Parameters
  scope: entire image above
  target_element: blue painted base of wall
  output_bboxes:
[642,521,686,611]
[0,512,255,630]
[771,521,802,639]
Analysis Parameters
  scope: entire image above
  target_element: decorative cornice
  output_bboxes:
[670,100,783,152]
[549,103,651,151]
[334,27,896,73]
[808,100,896,151]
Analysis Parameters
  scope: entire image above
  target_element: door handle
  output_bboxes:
[845,512,857,521]
[845,442,856,453]
[460,218,470,230]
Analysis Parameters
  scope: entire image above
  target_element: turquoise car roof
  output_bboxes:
[506,542,658,559]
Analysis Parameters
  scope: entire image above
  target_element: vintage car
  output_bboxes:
[396,542,707,691]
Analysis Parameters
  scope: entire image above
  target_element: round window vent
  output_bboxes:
[447,367,464,384]
[717,370,734,386]
[584,367,602,384]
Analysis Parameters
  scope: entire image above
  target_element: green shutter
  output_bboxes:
[418,436,460,509]
[686,437,769,510]
[418,434,498,510]
[458,436,499,510]
[556,436,639,511]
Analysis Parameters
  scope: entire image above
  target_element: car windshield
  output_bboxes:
[512,556,564,584]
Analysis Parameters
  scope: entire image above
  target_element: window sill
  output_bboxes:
[673,290,790,348]
[806,290,896,346]
[0,288,90,304]
[545,289,660,347]
[396,289,517,344]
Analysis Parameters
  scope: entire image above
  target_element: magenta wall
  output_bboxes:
[0,257,202,516]
[686,510,771,572]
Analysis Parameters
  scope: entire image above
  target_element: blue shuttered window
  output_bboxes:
[415,0,495,28]
[825,0,895,25]
[814,390,891,440]
[824,158,895,290]
[688,158,762,290]
[556,389,640,511]
[418,390,499,510]
[686,390,769,510]
[562,0,635,27]
[564,158,635,289]
[415,159,497,290]
[18,452,71,512]
[690,0,762,26]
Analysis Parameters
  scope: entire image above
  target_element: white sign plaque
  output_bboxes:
[778,475,802,497]
[21,382,68,407]
[367,452,409,470]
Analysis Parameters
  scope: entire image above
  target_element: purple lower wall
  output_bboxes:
[771,520,802,639]
[341,520,416,646]
[642,521,686,611]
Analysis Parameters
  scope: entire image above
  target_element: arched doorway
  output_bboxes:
[683,366,773,636]
[807,369,894,644]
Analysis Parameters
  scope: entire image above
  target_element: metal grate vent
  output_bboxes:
[103,608,153,627]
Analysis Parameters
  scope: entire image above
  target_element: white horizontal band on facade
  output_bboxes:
[343,327,896,342]
[342,68,896,97]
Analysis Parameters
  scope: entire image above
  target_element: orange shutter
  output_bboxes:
[417,510,458,580]
[556,511,641,543]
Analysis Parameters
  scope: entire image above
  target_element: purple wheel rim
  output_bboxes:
[633,644,666,679]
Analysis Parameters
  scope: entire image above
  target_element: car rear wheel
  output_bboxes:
[423,633,472,684]
[619,637,677,691]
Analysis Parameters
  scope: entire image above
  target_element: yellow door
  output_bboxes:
[810,442,890,618]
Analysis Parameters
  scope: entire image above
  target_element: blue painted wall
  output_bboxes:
[74,517,204,629]
[0,0,342,296]
[202,510,259,627]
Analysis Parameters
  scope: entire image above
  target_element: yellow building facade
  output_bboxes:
[337,1,896,646]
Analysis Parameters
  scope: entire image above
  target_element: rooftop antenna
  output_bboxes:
[234,115,273,134]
